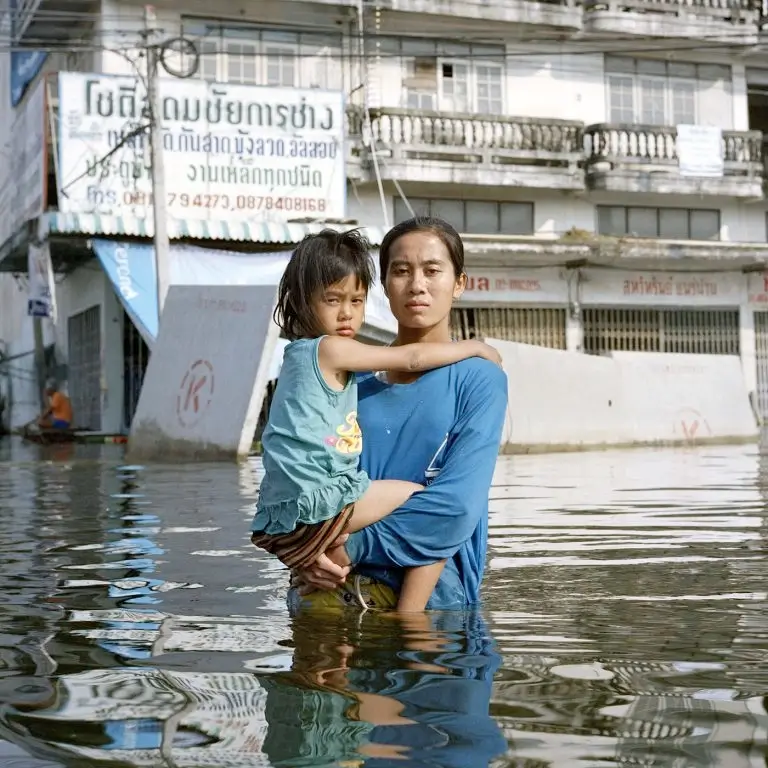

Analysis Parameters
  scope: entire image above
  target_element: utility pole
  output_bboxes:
[144,5,171,322]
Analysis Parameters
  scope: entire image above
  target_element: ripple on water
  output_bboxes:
[1,439,768,766]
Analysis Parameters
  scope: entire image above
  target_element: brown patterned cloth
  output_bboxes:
[251,503,355,570]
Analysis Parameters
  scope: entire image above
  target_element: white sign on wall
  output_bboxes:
[581,269,744,307]
[57,73,346,223]
[0,78,47,245]
[747,273,768,306]
[460,267,568,304]
[677,124,724,178]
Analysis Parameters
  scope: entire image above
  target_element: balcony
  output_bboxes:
[12,0,96,43]
[358,108,585,190]
[584,124,763,198]
[583,0,760,42]
[363,0,581,33]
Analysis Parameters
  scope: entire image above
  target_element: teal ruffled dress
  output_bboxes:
[252,336,371,535]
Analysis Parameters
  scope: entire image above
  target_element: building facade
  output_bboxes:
[2,0,768,431]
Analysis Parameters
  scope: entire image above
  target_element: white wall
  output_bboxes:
[506,53,606,124]
[491,340,758,450]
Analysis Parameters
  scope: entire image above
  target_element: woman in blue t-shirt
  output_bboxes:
[290,216,509,611]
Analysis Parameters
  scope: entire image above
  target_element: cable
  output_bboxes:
[0,25,766,61]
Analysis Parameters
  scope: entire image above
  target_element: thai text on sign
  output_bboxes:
[57,73,346,223]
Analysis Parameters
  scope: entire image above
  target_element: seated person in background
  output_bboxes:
[38,380,73,429]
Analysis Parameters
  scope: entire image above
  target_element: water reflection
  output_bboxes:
[1,437,768,766]
[2,612,504,766]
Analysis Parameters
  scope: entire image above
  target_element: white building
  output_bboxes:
[2,0,768,433]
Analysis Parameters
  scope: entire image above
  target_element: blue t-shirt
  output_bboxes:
[346,358,508,610]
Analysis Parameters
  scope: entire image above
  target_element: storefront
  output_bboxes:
[579,269,744,357]
[452,266,571,349]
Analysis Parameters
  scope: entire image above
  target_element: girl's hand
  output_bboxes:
[291,533,352,594]
[464,340,503,367]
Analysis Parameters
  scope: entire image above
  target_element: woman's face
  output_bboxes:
[383,231,466,331]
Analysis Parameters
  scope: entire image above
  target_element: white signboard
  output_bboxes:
[27,241,56,319]
[57,73,346,223]
[460,267,568,304]
[0,78,46,245]
[581,269,744,307]
[677,124,724,178]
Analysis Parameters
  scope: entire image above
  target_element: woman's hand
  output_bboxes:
[291,533,353,595]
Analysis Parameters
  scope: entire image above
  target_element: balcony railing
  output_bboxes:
[585,123,763,179]
[364,0,583,30]
[583,0,760,21]
[362,107,583,168]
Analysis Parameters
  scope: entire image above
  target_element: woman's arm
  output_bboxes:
[319,336,501,374]
[345,362,508,568]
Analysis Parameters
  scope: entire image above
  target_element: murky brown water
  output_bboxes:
[1,436,767,767]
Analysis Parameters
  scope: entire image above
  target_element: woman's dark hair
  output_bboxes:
[379,216,465,279]
[274,228,374,340]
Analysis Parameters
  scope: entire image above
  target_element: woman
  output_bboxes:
[290,216,508,611]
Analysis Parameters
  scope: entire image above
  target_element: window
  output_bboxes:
[605,57,731,128]
[183,20,342,90]
[394,198,534,235]
[597,206,720,240]
[379,37,505,115]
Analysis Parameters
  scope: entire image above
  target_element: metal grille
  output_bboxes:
[451,307,567,349]
[754,312,768,422]
[123,311,149,430]
[582,308,739,355]
[67,305,102,430]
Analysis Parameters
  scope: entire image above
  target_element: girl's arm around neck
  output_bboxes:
[319,336,501,375]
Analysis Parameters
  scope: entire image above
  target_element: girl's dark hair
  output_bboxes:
[274,228,374,340]
[379,216,465,279]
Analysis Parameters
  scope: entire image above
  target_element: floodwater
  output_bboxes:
[1,438,767,768]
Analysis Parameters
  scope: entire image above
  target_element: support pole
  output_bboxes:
[144,5,171,324]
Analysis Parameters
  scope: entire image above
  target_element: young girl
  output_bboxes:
[251,229,501,612]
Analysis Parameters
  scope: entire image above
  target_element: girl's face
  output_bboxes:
[383,232,466,331]
[310,274,367,338]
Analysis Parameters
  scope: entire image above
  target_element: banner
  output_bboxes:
[57,73,346,223]
[27,241,56,318]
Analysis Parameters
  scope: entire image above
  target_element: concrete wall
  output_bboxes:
[490,339,758,452]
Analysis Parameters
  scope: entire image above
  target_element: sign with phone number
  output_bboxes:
[57,72,346,224]
[121,191,329,215]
